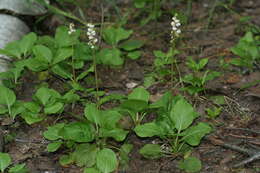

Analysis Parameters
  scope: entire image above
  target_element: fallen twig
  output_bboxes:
[207,136,260,167]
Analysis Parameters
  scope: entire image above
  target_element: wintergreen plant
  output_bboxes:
[20,86,66,124]
[97,26,144,66]
[134,92,211,166]
[43,103,130,173]
[230,31,260,69]
[206,106,222,119]
[144,14,181,87]
[182,57,221,95]
[119,87,150,125]
[170,14,182,87]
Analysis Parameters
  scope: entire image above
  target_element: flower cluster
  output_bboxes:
[86,23,98,49]
[68,23,76,35]
[170,16,181,43]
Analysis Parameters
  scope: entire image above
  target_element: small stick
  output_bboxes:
[234,152,260,168]
[207,136,260,167]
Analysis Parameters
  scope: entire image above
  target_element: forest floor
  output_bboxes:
[2,0,260,172]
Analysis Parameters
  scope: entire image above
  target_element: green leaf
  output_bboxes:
[97,48,123,66]
[181,123,211,146]
[121,99,148,113]
[24,58,48,71]
[35,87,52,105]
[59,154,74,166]
[84,103,101,125]
[170,98,197,131]
[179,157,202,173]
[119,144,133,170]
[102,26,132,46]
[72,144,98,167]
[0,106,7,114]
[153,50,166,58]
[60,122,95,142]
[20,32,37,56]
[23,102,41,113]
[99,128,128,141]
[47,141,63,152]
[1,41,22,58]
[0,152,11,172]
[44,102,64,114]
[76,65,94,81]
[127,51,142,60]
[149,91,173,110]
[37,36,55,49]
[139,144,163,159]
[198,58,208,70]
[84,167,101,173]
[8,163,28,173]
[53,47,73,64]
[134,122,164,137]
[96,148,117,173]
[33,45,53,63]
[62,90,80,103]
[51,64,73,80]
[43,123,65,140]
[119,40,144,51]
[0,85,16,107]
[20,111,44,124]
[99,110,122,129]
[128,87,150,102]
[10,101,25,119]
[55,26,79,47]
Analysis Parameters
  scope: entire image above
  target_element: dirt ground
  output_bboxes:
[2,0,260,172]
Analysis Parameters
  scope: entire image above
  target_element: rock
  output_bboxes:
[0,14,29,74]
[0,0,47,15]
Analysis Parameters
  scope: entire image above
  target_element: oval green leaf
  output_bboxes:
[96,148,117,173]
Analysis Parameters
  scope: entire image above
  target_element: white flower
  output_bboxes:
[68,23,76,35]
[170,15,181,43]
[86,23,98,49]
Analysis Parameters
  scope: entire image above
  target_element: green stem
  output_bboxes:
[92,49,99,102]
[71,45,76,82]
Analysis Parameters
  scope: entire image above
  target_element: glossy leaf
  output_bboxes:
[179,157,202,173]
[53,47,73,64]
[97,48,123,66]
[44,102,64,114]
[20,32,37,56]
[0,152,11,172]
[170,98,197,131]
[43,123,65,140]
[99,128,128,141]
[60,122,95,142]
[128,87,150,102]
[33,45,53,63]
[0,85,16,106]
[35,87,52,105]
[127,50,142,60]
[47,141,63,152]
[119,40,144,51]
[84,103,101,125]
[134,122,164,137]
[8,163,28,173]
[181,123,211,146]
[139,144,163,159]
[102,27,132,46]
[72,144,98,167]
[96,148,117,173]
